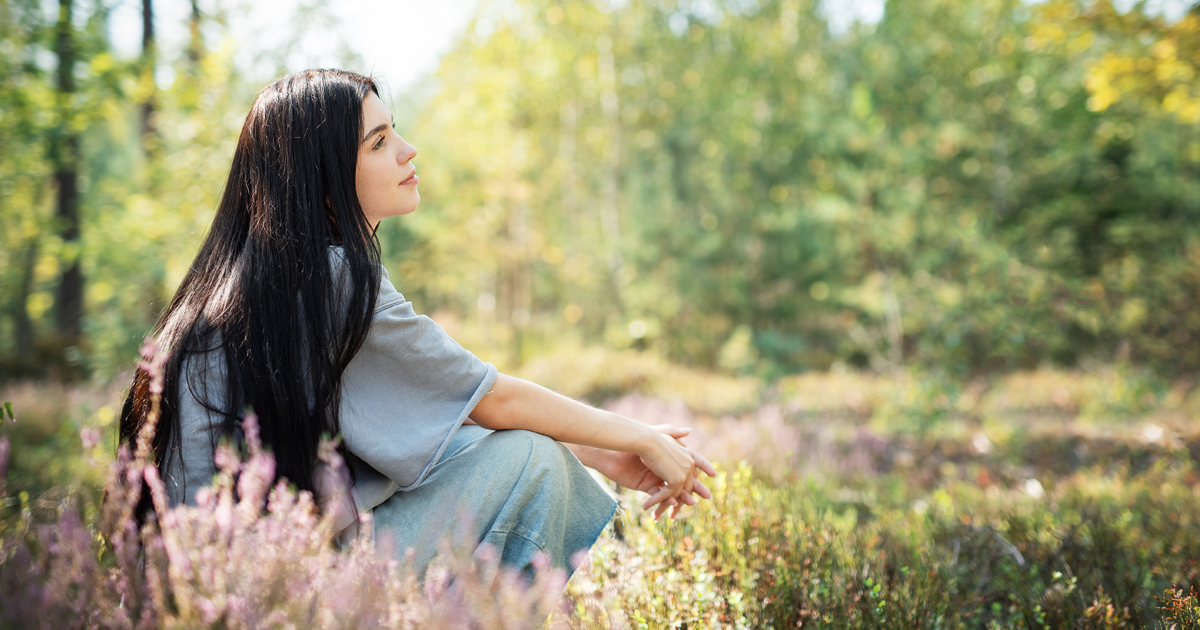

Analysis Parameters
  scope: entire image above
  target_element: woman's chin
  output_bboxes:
[400,190,420,215]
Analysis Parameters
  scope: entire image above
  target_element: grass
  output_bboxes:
[3,352,1200,628]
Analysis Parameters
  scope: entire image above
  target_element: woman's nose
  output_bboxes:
[397,138,417,163]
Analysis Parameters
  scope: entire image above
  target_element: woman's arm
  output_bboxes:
[468,373,701,510]
[564,434,716,519]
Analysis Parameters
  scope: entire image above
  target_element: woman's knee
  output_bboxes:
[484,428,552,454]
[485,430,572,485]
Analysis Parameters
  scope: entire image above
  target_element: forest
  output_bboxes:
[1,0,1198,380]
[2,0,1200,627]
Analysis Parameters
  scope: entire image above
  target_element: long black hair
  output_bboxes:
[119,69,383,512]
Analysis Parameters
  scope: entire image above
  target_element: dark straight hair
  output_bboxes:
[119,69,383,514]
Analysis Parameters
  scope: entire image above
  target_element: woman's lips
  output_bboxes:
[400,172,419,186]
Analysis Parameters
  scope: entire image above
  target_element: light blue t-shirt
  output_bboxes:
[164,255,497,533]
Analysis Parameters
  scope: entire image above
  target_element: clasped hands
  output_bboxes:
[598,424,716,520]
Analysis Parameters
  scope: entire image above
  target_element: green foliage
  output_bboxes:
[1158,587,1200,630]
[0,383,113,526]
[564,454,1200,628]
[2,0,1197,378]
[389,0,1200,376]
[5,368,1200,628]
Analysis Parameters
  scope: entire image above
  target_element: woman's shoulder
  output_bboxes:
[326,245,406,313]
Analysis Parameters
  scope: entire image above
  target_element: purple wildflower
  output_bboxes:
[80,426,101,450]
[0,436,9,489]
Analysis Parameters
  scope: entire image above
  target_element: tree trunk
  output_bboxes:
[597,39,622,274]
[53,0,83,345]
[188,0,201,66]
[597,34,626,316]
[140,0,156,147]
[14,239,38,358]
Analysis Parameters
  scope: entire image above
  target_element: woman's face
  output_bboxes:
[356,91,419,228]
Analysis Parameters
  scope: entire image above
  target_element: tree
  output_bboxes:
[51,0,83,347]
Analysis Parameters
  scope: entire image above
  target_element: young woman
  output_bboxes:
[119,69,714,576]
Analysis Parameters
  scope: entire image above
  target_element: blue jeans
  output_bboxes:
[370,425,618,579]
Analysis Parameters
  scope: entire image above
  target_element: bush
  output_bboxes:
[3,346,1199,628]
[0,340,571,629]
[564,458,1200,629]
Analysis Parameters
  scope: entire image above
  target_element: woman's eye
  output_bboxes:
[374,136,385,150]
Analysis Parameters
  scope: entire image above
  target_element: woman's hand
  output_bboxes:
[599,425,716,519]
[469,374,717,518]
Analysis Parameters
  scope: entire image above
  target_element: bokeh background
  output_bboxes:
[4,0,1200,626]
[1,0,1198,380]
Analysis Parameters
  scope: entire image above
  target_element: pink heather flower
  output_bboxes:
[225,595,249,621]
[531,550,551,572]
[475,542,498,567]
[317,437,345,469]
[213,444,238,472]
[80,426,101,450]
[198,598,221,625]
[0,436,9,481]
[138,337,161,362]
[571,549,591,571]
[143,465,168,512]
[238,453,275,507]
[138,337,169,395]
[242,411,262,454]
[425,564,451,603]
[215,496,233,533]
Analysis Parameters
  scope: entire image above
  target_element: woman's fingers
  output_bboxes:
[642,484,677,510]
[692,449,717,478]
[642,475,713,520]
[651,424,691,446]
[653,497,677,520]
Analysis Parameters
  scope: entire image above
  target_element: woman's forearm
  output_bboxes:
[468,373,656,457]
[470,373,700,507]
[562,442,612,470]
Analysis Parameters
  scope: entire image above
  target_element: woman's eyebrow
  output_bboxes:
[361,119,392,144]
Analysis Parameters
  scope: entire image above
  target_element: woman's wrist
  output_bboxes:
[624,416,662,459]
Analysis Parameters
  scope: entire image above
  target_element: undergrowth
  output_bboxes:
[2,350,1199,628]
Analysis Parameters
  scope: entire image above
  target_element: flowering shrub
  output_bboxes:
[1158,586,1200,630]
[0,340,573,629]
[559,459,1200,629]
[3,347,1200,628]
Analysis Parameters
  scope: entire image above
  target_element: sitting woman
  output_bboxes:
[118,69,714,577]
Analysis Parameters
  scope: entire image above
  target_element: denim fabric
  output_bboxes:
[370,424,618,579]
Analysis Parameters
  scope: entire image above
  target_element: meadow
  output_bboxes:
[3,350,1199,628]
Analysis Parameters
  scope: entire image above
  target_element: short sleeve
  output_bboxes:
[338,266,497,504]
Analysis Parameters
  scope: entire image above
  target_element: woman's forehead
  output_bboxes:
[362,92,391,127]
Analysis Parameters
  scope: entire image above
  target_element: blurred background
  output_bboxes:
[3,0,1200,472]
[1,0,1197,384]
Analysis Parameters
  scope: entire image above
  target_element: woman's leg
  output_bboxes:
[370,424,618,579]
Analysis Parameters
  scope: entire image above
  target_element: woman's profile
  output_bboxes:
[118,69,714,577]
